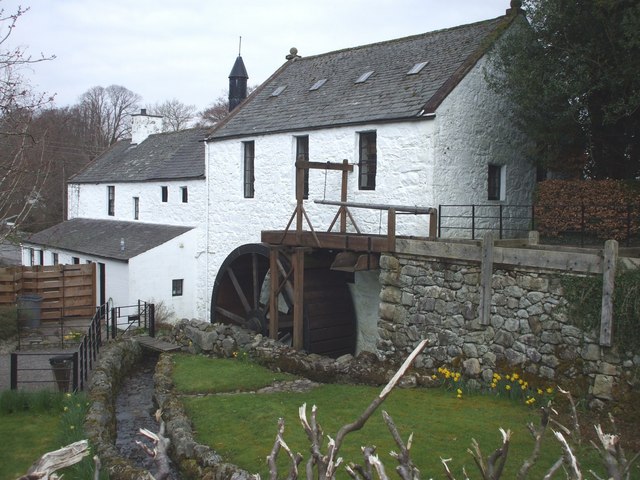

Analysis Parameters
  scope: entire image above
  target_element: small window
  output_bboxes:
[243,141,255,198]
[309,79,327,91]
[181,186,188,203]
[38,250,44,265]
[271,86,286,97]
[72,257,80,265]
[133,197,139,220]
[295,136,309,200]
[52,252,58,265]
[29,248,34,266]
[161,186,168,202]
[407,61,429,75]
[488,164,505,201]
[355,71,374,83]
[358,132,377,190]
[172,279,183,297]
[107,186,115,216]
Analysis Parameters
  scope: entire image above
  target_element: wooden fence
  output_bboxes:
[0,264,96,320]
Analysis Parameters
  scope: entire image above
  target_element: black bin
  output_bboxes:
[49,354,74,392]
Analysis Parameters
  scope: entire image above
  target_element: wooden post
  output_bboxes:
[479,232,495,326]
[269,247,280,340]
[388,208,396,252]
[292,248,305,351]
[428,210,437,239]
[295,163,305,242]
[600,239,618,347]
[340,159,349,233]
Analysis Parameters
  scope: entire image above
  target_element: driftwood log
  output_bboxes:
[18,439,90,480]
[136,409,171,480]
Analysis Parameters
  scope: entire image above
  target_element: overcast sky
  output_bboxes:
[3,0,513,112]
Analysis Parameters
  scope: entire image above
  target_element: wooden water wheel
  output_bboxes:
[210,243,356,357]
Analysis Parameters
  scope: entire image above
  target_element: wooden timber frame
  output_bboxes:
[263,159,438,351]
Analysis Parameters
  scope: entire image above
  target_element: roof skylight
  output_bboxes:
[309,79,327,91]
[271,85,287,96]
[407,61,429,75]
[355,71,374,83]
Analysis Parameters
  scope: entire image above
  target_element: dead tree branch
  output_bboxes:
[18,439,90,479]
[468,428,511,480]
[136,409,171,480]
[517,403,551,480]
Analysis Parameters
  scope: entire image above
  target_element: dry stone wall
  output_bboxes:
[377,253,640,408]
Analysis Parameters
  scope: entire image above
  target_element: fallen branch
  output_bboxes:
[136,409,171,480]
[19,440,90,480]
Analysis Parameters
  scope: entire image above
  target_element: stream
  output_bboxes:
[115,352,181,479]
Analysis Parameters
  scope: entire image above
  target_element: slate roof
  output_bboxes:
[208,15,512,141]
[25,218,193,261]
[71,127,209,183]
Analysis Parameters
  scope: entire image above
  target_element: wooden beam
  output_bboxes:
[387,208,396,252]
[340,160,349,232]
[292,248,305,351]
[295,160,353,172]
[600,239,618,347]
[479,232,494,326]
[269,247,280,340]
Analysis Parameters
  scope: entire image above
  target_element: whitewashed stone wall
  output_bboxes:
[205,53,536,320]
[377,253,639,406]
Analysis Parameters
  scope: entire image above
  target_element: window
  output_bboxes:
[295,136,309,200]
[133,197,139,220]
[488,164,505,201]
[407,61,429,75]
[38,250,44,265]
[243,141,255,198]
[172,279,183,297]
[28,248,34,266]
[72,257,80,265]
[107,186,115,216]
[52,252,58,265]
[161,186,168,202]
[271,86,286,97]
[355,71,374,83]
[181,186,188,203]
[309,79,327,91]
[358,132,377,190]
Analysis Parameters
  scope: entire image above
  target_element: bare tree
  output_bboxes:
[147,98,196,132]
[78,84,141,148]
[195,86,257,127]
[0,3,55,240]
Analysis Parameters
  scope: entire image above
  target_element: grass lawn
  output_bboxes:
[173,354,611,479]
[0,411,60,478]
[0,390,99,479]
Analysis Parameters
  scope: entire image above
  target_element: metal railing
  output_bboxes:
[10,303,105,392]
[438,203,640,246]
[106,301,155,340]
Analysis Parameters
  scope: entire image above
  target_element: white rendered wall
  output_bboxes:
[129,229,197,321]
[206,120,436,288]
[67,179,205,227]
[432,55,536,236]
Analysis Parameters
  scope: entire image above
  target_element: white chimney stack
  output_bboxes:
[131,109,163,145]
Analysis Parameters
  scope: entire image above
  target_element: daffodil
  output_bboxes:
[505,385,511,391]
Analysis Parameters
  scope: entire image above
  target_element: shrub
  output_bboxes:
[0,305,18,340]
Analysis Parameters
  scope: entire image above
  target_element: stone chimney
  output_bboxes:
[131,109,163,145]
[506,0,523,15]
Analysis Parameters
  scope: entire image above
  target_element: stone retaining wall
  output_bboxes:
[377,253,640,408]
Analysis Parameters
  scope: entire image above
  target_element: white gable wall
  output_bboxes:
[129,229,198,320]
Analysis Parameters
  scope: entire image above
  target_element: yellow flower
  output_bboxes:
[518,379,524,385]
[537,388,543,395]
[521,384,527,390]
[512,373,519,380]
[456,394,462,399]
[490,382,496,388]
[505,374,511,381]
[63,406,68,412]
[546,387,554,394]
[65,393,72,398]
[70,425,75,430]
[457,389,463,395]
[505,385,511,391]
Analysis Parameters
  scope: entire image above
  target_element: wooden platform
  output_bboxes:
[136,336,181,352]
